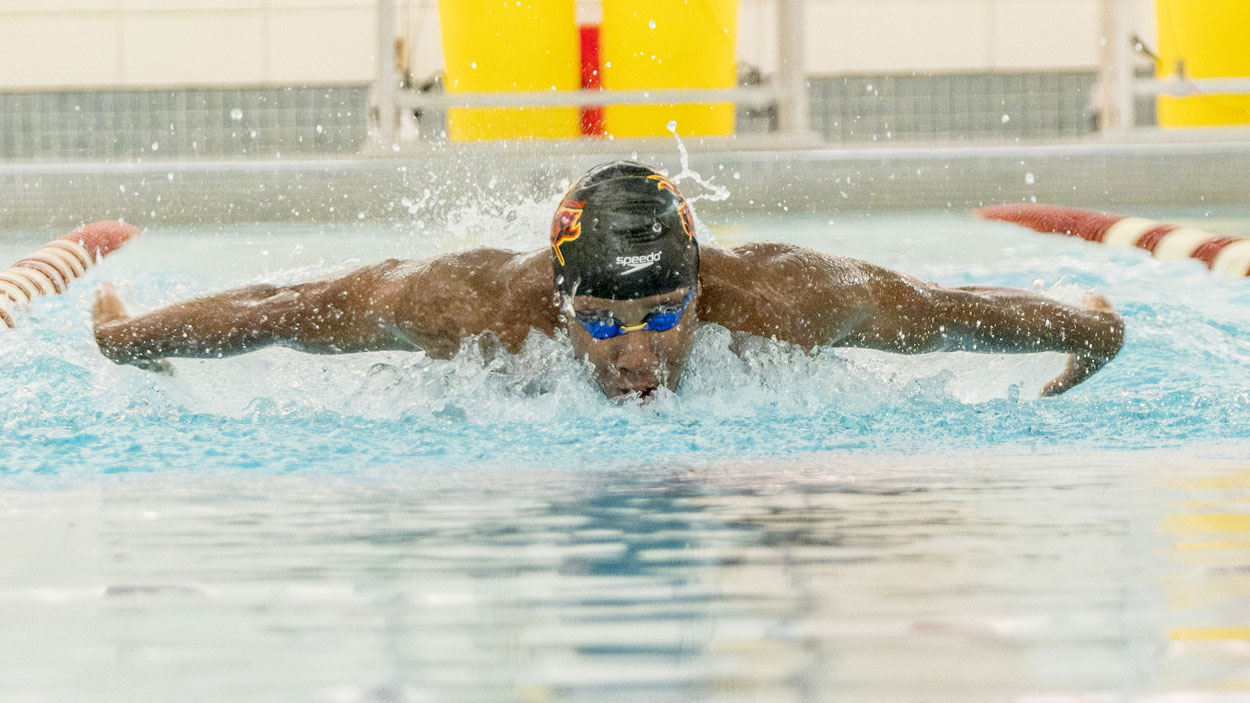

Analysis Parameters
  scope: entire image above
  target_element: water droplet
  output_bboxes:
[666,120,677,132]
[150,141,159,151]
[1001,114,1011,123]
[230,108,243,121]
[652,222,663,232]
[1024,172,1035,184]
[649,19,656,28]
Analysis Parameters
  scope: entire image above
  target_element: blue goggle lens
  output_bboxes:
[576,288,693,340]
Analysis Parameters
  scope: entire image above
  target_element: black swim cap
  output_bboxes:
[551,161,698,300]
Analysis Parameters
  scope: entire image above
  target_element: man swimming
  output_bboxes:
[93,160,1124,399]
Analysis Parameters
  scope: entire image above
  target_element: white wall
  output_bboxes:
[0,0,1157,90]
[0,0,379,89]
[737,0,1157,75]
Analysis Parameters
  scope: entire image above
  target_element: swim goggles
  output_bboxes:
[572,287,694,340]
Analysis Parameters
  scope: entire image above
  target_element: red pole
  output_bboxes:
[579,24,605,137]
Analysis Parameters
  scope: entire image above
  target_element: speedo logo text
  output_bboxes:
[616,251,662,275]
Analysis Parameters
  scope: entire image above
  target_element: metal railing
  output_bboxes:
[373,0,810,146]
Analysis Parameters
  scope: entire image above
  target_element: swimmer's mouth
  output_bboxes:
[610,384,658,402]
[602,367,664,401]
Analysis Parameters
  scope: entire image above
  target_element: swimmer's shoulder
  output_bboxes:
[700,241,868,286]
[418,247,554,310]
[387,248,557,353]
[382,248,550,292]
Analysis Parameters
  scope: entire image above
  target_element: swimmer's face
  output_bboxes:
[563,287,699,400]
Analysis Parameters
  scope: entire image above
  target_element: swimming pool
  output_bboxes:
[2,198,1249,700]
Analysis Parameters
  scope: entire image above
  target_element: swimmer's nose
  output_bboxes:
[611,335,663,388]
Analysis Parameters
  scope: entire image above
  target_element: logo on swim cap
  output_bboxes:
[616,251,662,275]
[552,161,699,300]
[550,200,584,266]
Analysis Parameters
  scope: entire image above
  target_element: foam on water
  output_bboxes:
[2,202,1249,475]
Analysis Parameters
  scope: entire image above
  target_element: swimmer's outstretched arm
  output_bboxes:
[699,244,1124,396]
[846,282,1125,396]
[94,249,556,368]
[93,260,421,366]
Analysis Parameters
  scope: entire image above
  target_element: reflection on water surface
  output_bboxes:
[4,451,1250,702]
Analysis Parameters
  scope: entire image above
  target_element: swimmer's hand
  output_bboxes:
[93,283,175,375]
[1041,292,1122,397]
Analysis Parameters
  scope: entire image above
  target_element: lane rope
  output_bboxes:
[0,221,141,329]
[975,203,1250,278]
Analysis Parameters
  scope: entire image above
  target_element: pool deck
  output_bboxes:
[3,130,1250,229]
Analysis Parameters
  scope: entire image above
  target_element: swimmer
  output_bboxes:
[93,161,1124,399]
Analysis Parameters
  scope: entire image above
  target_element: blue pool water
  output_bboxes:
[2,204,1250,702]
[2,208,1248,474]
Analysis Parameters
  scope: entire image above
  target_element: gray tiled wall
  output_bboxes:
[0,86,368,160]
[807,72,1098,141]
[739,71,1156,140]
[0,73,1154,160]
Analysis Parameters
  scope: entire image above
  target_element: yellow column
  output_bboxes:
[600,0,739,137]
[1156,0,1250,127]
[439,0,582,141]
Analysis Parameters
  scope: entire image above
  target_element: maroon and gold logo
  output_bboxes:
[550,200,585,266]
[648,173,680,197]
[676,200,695,240]
[647,174,695,240]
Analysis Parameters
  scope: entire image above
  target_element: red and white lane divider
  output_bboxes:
[974,203,1250,278]
[0,220,140,329]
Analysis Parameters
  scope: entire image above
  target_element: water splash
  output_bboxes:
[664,121,730,244]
